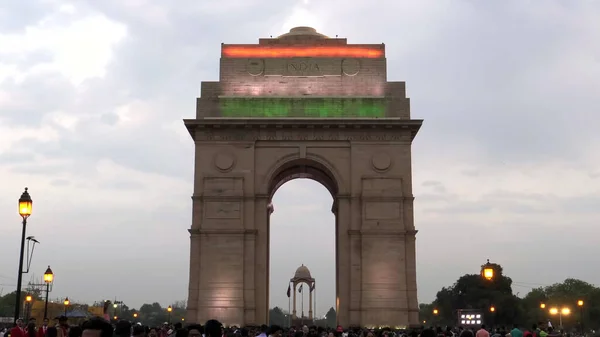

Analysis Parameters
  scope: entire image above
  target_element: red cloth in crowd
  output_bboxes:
[10,327,26,337]
[37,326,48,337]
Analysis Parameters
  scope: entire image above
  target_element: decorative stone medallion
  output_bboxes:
[214,153,235,172]
[342,58,360,76]
[371,153,392,172]
[246,59,265,76]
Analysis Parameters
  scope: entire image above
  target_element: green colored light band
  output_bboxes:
[219,97,386,118]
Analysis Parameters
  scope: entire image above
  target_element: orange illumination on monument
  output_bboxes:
[222,46,384,58]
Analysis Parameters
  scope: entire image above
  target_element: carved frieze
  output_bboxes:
[195,129,407,142]
[205,201,242,219]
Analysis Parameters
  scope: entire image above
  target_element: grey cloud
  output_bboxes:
[9,163,70,175]
[421,180,447,193]
[99,113,119,126]
[460,170,480,177]
[422,189,600,216]
[0,50,54,70]
[49,179,70,187]
[0,73,76,126]
[0,151,37,164]
[102,180,145,190]
[0,1,54,33]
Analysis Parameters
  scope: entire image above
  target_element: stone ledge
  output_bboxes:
[347,229,418,236]
[192,194,412,200]
[184,118,422,141]
[189,229,258,235]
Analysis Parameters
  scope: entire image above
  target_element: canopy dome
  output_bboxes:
[278,27,328,39]
[293,264,312,280]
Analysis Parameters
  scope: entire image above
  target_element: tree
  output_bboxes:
[522,278,600,331]
[0,291,30,317]
[325,307,336,327]
[269,307,287,327]
[431,263,522,326]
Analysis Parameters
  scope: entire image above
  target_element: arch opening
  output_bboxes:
[267,159,338,327]
[268,158,339,212]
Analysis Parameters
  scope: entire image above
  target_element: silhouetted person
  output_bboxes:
[204,320,222,337]
[81,318,112,337]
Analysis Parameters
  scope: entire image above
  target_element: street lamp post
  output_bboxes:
[64,297,70,315]
[481,259,495,281]
[549,307,570,329]
[14,187,33,323]
[113,300,123,317]
[540,303,546,322]
[577,300,584,334]
[167,305,173,323]
[25,295,32,321]
[43,266,54,319]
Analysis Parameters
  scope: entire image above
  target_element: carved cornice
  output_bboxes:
[189,229,258,235]
[184,118,422,142]
[347,229,418,236]
[191,194,409,201]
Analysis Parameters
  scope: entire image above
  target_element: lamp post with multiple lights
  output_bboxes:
[113,300,124,319]
[14,188,32,323]
[43,266,54,319]
[549,307,570,328]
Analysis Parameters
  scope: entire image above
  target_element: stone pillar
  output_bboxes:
[186,231,201,322]
[405,233,419,326]
[243,229,257,324]
[292,282,297,318]
[253,197,270,325]
[308,288,313,320]
[336,196,351,327]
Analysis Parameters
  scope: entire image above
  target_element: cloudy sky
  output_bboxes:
[1,0,599,318]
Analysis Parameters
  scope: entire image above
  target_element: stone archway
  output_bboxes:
[184,27,422,328]
[262,156,343,326]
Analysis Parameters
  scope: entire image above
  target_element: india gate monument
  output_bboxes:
[184,27,422,328]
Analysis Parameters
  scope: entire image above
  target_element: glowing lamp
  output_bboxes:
[578,300,584,306]
[549,308,558,315]
[433,309,438,315]
[26,295,32,302]
[133,313,138,318]
[114,316,117,320]
[167,305,173,312]
[540,303,546,309]
[64,297,69,306]
[18,187,32,219]
[113,303,118,308]
[490,306,495,312]
[181,318,185,321]
[43,266,54,283]
[222,45,384,59]
[481,259,495,281]
[562,308,571,315]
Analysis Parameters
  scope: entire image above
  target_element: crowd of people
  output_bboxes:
[0,316,587,337]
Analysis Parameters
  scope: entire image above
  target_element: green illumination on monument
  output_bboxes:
[219,97,386,118]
